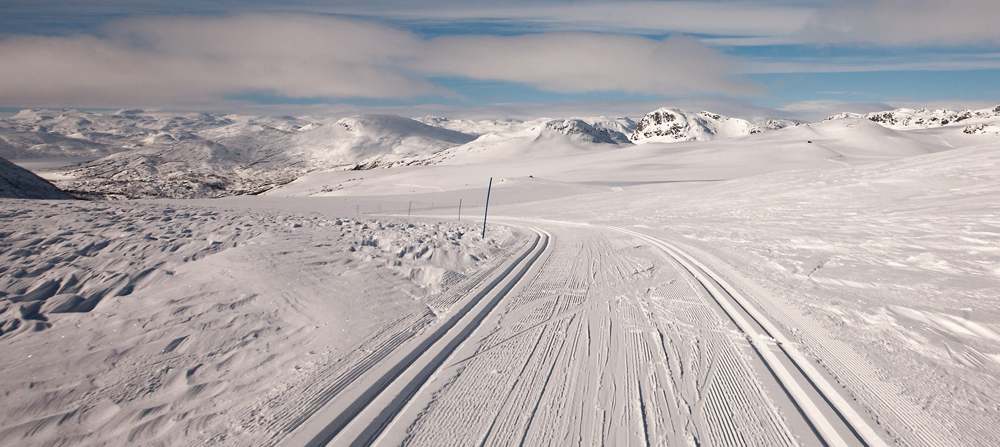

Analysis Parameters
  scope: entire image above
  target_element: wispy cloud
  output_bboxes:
[804,0,1000,47]
[745,52,1000,73]
[343,1,813,38]
[0,13,756,108]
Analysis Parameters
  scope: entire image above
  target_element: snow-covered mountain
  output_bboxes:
[0,110,476,199]
[0,155,75,199]
[538,119,632,144]
[826,105,1000,130]
[5,104,996,200]
[415,116,525,135]
[963,123,1000,136]
[629,108,789,144]
[303,114,476,168]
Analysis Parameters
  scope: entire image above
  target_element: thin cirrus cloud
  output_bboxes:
[0,13,756,108]
[341,1,813,39]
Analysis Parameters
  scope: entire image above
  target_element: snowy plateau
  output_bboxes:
[2,103,1000,447]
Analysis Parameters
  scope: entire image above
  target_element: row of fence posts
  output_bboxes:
[352,177,494,238]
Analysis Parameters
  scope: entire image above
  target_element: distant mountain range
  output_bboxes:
[825,105,1000,132]
[1,104,997,199]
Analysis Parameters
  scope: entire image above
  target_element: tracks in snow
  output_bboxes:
[282,228,551,447]
[613,226,887,447]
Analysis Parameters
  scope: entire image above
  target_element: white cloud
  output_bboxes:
[0,13,756,108]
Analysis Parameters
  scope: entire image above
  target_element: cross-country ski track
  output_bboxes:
[284,220,904,447]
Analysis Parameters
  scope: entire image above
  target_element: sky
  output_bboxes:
[1,0,999,121]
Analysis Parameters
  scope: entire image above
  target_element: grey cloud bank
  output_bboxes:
[0,13,751,108]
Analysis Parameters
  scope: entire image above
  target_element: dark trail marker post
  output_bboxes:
[482,177,492,239]
[458,199,463,221]
[408,201,412,217]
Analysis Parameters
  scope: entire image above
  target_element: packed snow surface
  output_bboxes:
[3,103,1000,446]
[0,199,520,445]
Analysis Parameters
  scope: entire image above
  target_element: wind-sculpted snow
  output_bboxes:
[0,198,523,446]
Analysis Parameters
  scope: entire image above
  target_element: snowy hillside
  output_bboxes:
[5,105,997,201]
[4,100,1000,447]
[291,114,476,170]
[270,114,955,198]
[538,119,632,144]
[0,156,74,199]
[415,116,525,135]
[629,108,789,143]
[0,110,475,199]
[0,199,522,445]
[826,105,1000,130]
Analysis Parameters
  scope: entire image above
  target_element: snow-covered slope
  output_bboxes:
[964,123,1000,136]
[539,119,632,144]
[415,116,525,136]
[0,199,521,446]
[0,110,476,199]
[629,108,789,144]
[827,105,1000,130]
[0,156,74,199]
[270,113,955,197]
[288,114,476,170]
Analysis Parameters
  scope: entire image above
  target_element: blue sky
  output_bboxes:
[1,0,999,120]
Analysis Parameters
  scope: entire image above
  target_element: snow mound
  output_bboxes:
[826,105,1000,130]
[0,156,74,199]
[769,118,948,158]
[629,108,785,144]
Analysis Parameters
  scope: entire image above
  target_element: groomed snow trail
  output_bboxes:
[283,228,551,447]
[302,221,898,447]
[612,227,887,447]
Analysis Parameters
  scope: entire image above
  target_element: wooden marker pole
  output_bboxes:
[458,199,463,221]
[482,178,492,239]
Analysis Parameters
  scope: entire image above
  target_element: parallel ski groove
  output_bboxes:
[614,226,888,447]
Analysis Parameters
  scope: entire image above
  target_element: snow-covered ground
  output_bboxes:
[0,199,522,445]
[2,104,1000,446]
